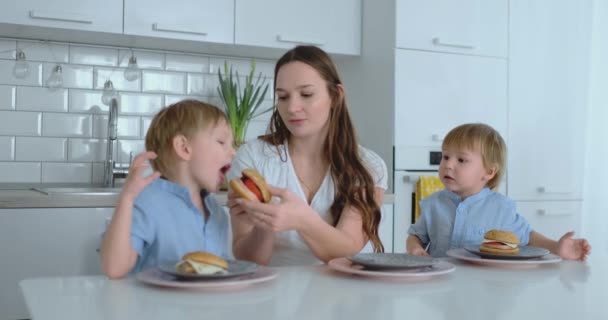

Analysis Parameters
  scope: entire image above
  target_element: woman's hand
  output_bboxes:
[236,185,313,232]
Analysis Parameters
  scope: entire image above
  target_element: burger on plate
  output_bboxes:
[479,230,520,254]
[229,168,271,203]
[175,251,228,275]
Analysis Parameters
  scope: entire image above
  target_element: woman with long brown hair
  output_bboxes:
[227,45,387,265]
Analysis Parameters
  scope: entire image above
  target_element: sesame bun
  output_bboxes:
[229,168,271,203]
[484,230,520,245]
[180,251,228,270]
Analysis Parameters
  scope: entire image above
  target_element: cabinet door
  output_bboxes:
[360,204,394,253]
[0,0,123,33]
[235,0,361,55]
[0,208,113,320]
[396,0,508,58]
[516,201,581,240]
[394,49,507,169]
[392,171,416,253]
[124,0,234,44]
[507,0,592,201]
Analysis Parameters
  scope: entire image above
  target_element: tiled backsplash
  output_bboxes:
[0,38,275,184]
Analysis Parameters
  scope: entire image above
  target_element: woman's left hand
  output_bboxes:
[235,185,313,232]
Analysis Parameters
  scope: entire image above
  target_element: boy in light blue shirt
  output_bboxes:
[407,123,590,260]
[100,100,236,278]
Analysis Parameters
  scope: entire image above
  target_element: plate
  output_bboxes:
[447,248,561,267]
[136,266,277,289]
[328,257,455,279]
[158,260,258,280]
[348,253,437,270]
[464,245,550,260]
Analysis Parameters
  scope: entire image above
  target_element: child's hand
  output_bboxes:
[557,231,591,261]
[409,247,430,256]
[121,151,161,201]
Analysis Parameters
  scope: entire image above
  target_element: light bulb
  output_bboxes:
[13,49,30,79]
[123,55,140,81]
[46,65,63,91]
[101,80,118,105]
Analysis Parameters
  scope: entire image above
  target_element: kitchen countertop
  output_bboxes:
[19,256,604,320]
[0,184,394,208]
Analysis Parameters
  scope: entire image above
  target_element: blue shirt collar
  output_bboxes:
[444,187,491,206]
[156,178,215,216]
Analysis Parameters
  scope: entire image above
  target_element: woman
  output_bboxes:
[227,46,387,265]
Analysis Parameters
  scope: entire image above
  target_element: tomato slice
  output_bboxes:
[243,177,263,202]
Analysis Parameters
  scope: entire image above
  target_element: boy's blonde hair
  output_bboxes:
[145,99,228,174]
[442,123,506,190]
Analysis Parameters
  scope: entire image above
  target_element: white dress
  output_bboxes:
[227,139,388,266]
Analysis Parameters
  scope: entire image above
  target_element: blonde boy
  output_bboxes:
[407,123,590,260]
[100,100,235,279]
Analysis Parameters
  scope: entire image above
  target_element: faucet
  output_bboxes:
[103,98,129,187]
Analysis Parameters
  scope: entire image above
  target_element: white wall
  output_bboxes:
[0,39,274,184]
[584,0,608,255]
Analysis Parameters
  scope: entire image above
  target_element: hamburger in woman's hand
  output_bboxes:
[175,251,228,275]
[229,168,271,203]
[480,230,520,254]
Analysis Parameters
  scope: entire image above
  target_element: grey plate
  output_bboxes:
[464,245,550,260]
[158,260,258,280]
[348,253,437,270]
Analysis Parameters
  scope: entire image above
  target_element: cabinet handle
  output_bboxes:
[432,37,475,50]
[29,10,93,24]
[536,186,571,195]
[276,35,324,46]
[537,209,573,216]
[152,23,208,36]
[431,134,443,142]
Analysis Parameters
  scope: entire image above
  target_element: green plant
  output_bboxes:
[217,59,271,147]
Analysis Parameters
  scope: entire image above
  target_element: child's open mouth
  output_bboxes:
[219,164,231,181]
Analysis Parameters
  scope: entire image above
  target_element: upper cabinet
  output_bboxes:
[396,0,508,58]
[124,0,234,44]
[235,0,362,55]
[0,0,123,33]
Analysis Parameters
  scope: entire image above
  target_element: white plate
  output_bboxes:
[447,248,562,267]
[136,266,277,289]
[328,257,455,279]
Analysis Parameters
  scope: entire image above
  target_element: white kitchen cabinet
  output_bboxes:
[235,0,362,55]
[393,49,507,168]
[360,204,394,253]
[124,0,234,44]
[516,201,582,240]
[396,0,508,58]
[0,208,113,320]
[0,0,123,33]
[507,0,592,201]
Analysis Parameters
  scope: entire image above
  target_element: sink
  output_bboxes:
[31,187,122,196]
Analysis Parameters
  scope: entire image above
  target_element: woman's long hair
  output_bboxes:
[261,45,384,252]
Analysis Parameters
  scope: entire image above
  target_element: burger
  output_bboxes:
[479,230,520,254]
[229,168,271,203]
[175,251,228,275]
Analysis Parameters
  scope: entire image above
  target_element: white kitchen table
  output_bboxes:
[19,256,606,320]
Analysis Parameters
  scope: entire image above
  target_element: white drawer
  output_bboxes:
[516,201,582,240]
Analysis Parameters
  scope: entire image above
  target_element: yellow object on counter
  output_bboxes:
[414,176,444,222]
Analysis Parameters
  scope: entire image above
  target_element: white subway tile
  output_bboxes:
[118,140,145,163]
[68,139,107,162]
[0,60,43,86]
[95,67,141,91]
[245,120,269,142]
[0,162,41,183]
[166,54,209,73]
[0,85,16,110]
[118,49,164,69]
[70,45,118,66]
[205,96,225,110]
[0,137,15,161]
[209,57,275,77]
[142,71,186,94]
[141,117,153,137]
[92,162,105,183]
[164,95,208,106]
[0,111,41,136]
[17,41,69,63]
[119,92,163,115]
[0,39,16,59]
[93,115,141,139]
[69,89,107,113]
[16,87,68,112]
[203,74,221,97]
[15,137,67,161]
[43,63,93,89]
[42,113,92,137]
[187,74,206,96]
[41,162,92,183]
[253,100,274,122]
